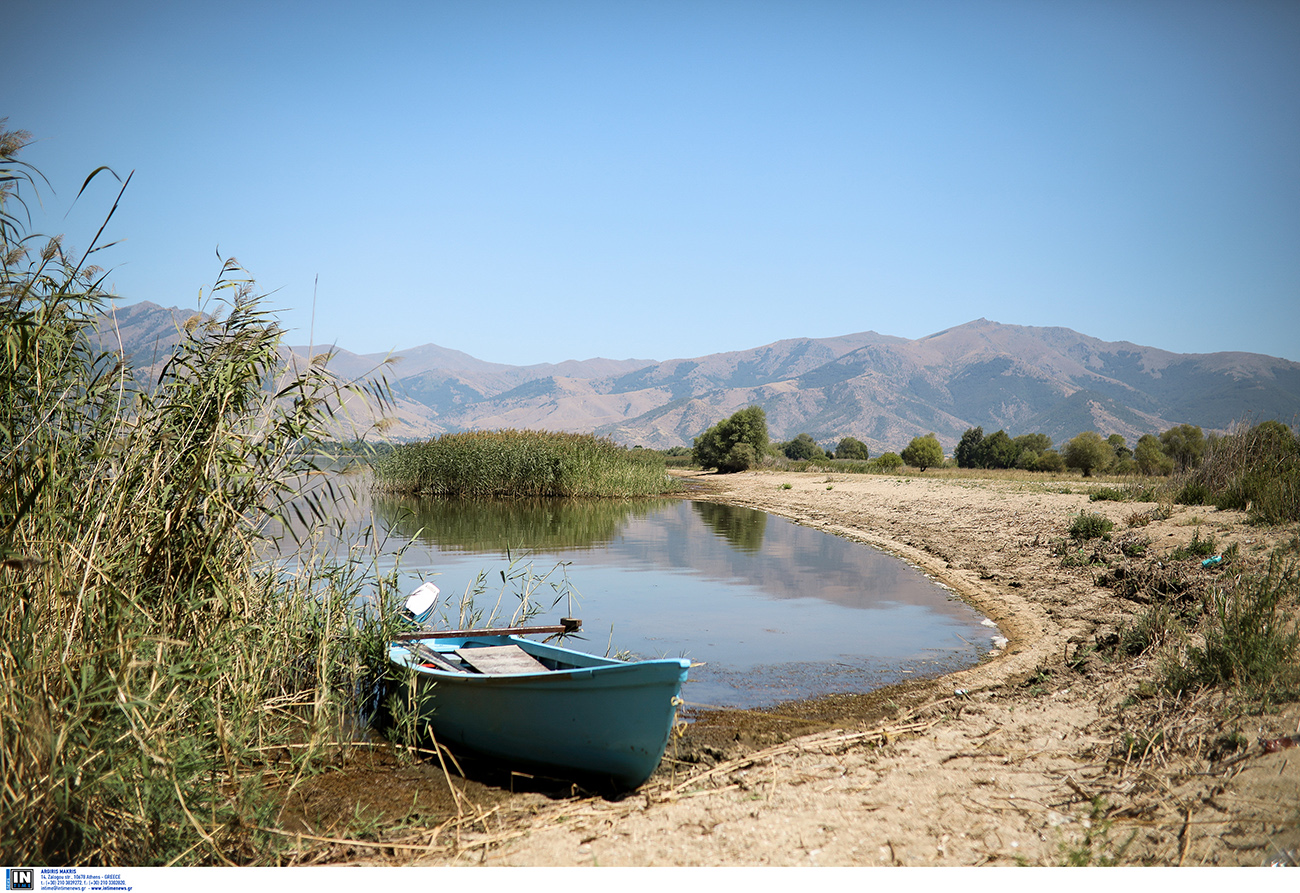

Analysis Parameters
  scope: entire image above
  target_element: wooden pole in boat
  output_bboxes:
[393,617,582,642]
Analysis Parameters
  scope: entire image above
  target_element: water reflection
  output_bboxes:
[373,495,677,553]
[692,501,767,553]
[367,495,998,710]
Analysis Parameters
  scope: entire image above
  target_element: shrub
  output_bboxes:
[1175,480,1212,506]
[1160,424,1206,472]
[1164,555,1300,701]
[1134,434,1174,476]
[834,436,870,461]
[692,406,770,473]
[782,432,826,461]
[900,433,943,472]
[1169,529,1217,560]
[1069,511,1114,541]
[1063,431,1114,477]
[873,452,904,471]
[1194,420,1300,523]
[1089,487,1128,502]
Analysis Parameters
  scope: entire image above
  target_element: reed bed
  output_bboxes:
[372,430,679,498]
[1,128,403,865]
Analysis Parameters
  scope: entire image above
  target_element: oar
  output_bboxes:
[393,617,582,642]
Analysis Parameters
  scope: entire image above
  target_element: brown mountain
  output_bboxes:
[97,303,1300,452]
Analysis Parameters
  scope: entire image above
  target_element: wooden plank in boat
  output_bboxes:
[409,644,469,673]
[455,645,548,675]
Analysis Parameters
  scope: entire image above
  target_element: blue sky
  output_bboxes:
[6,0,1299,364]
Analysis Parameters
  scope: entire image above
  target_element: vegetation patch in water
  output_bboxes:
[372,430,680,498]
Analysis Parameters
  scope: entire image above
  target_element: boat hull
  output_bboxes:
[388,635,690,789]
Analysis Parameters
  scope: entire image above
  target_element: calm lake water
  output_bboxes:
[314,488,1000,710]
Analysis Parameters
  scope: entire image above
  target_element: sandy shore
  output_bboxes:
[335,469,1299,867]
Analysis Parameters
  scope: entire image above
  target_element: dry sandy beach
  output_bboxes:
[315,469,1299,867]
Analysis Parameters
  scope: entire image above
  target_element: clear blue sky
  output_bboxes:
[7,0,1299,364]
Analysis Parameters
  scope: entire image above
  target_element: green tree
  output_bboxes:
[692,406,769,473]
[1063,431,1114,477]
[1159,424,1206,472]
[782,432,826,461]
[980,429,1020,469]
[1134,434,1174,475]
[954,427,984,468]
[901,433,944,472]
[873,452,904,470]
[1032,449,1066,473]
[1013,432,1052,454]
[834,436,870,461]
[1107,433,1133,462]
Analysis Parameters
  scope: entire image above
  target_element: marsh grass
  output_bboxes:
[1,128,402,864]
[1163,555,1300,702]
[1175,420,1300,523]
[372,430,679,498]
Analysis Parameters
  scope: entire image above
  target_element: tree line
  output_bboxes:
[690,406,1294,482]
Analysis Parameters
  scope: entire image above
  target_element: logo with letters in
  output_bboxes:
[5,869,34,891]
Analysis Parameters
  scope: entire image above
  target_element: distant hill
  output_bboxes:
[95,302,1300,453]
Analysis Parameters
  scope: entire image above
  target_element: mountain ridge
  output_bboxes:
[96,302,1300,452]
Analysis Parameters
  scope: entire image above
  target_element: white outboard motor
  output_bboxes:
[401,581,440,625]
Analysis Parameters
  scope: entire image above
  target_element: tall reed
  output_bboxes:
[1,124,398,865]
[372,430,680,498]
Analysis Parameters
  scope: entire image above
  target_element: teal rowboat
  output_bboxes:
[387,634,691,789]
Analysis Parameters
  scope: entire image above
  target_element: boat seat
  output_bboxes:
[455,645,549,675]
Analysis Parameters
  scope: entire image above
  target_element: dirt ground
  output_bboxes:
[293,469,1300,867]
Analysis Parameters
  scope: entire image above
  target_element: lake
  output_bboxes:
[334,489,1000,710]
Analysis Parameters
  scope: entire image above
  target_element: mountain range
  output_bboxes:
[96,301,1300,454]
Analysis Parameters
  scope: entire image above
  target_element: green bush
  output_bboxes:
[834,436,870,461]
[1069,511,1114,541]
[692,406,770,473]
[1175,481,1212,506]
[1089,487,1128,502]
[1063,431,1114,477]
[782,432,826,461]
[1169,529,1217,560]
[1164,555,1300,701]
[1134,433,1174,476]
[1167,420,1300,523]
[1160,424,1206,472]
[900,433,943,472]
[873,452,904,471]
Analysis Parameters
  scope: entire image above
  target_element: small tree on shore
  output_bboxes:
[1063,431,1114,477]
[834,436,870,461]
[955,427,984,468]
[783,432,825,461]
[1134,433,1174,475]
[1160,424,1206,471]
[901,433,943,472]
[692,405,769,473]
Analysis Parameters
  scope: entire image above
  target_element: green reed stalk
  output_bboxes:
[1,125,400,865]
[372,430,680,498]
